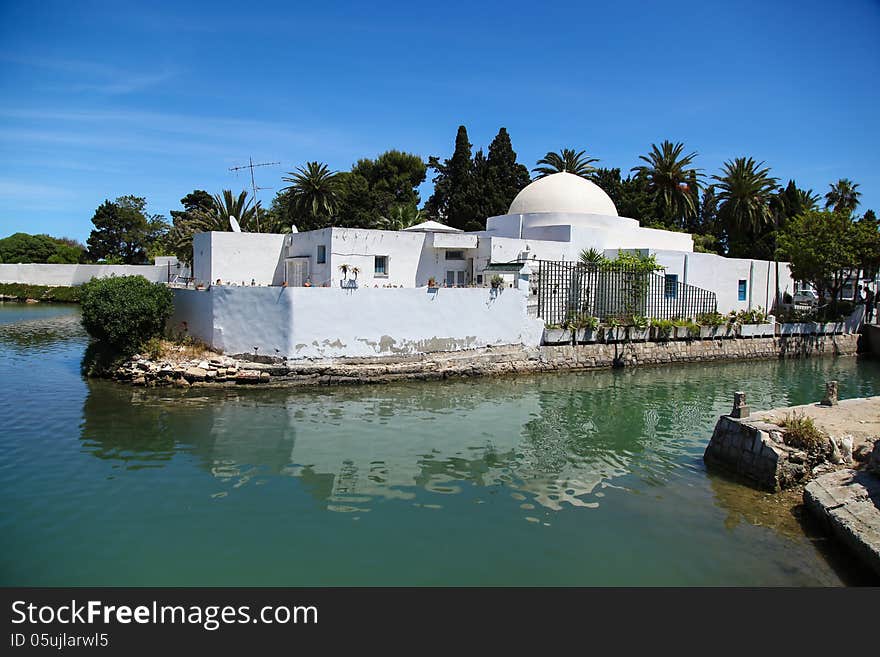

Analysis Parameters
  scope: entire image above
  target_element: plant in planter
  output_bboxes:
[734,306,773,337]
[542,322,572,345]
[490,274,505,289]
[627,314,650,341]
[350,266,360,280]
[573,313,600,343]
[696,311,724,338]
[650,318,674,341]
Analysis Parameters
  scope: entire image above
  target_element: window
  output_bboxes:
[316,245,326,264]
[374,255,388,276]
[476,275,483,285]
[446,270,456,286]
[445,250,465,261]
[738,279,747,301]
[457,271,466,286]
[664,274,678,299]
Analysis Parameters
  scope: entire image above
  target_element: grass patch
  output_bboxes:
[778,412,827,452]
[0,282,82,302]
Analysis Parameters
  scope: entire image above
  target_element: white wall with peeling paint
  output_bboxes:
[171,285,543,359]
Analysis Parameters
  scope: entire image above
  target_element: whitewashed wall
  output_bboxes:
[172,285,543,359]
[652,250,795,314]
[0,263,168,286]
[192,232,286,286]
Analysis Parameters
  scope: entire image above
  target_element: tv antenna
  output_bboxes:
[228,157,280,232]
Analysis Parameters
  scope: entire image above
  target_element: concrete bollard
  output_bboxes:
[731,391,749,418]
[821,380,839,406]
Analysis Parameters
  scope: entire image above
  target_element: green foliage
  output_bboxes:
[490,274,505,288]
[776,210,858,306]
[824,178,861,215]
[779,413,827,453]
[281,162,340,231]
[605,250,661,273]
[713,158,779,258]
[87,196,168,264]
[426,126,530,231]
[696,311,724,326]
[631,140,702,228]
[629,315,649,329]
[533,148,599,178]
[0,282,81,302]
[579,247,605,266]
[80,276,174,357]
[0,232,86,264]
[692,233,720,254]
[728,307,768,325]
[650,318,674,338]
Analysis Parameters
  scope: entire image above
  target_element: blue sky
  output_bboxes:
[1,0,878,242]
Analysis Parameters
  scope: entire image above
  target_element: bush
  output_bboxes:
[779,413,827,453]
[80,276,173,356]
[696,311,724,327]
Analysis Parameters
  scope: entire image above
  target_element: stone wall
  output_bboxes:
[704,415,814,491]
[115,333,860,389]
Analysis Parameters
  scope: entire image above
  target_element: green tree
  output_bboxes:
[532,148,599,178]
[86,196,168,264]
[824,178,861,215]
[425,125,481,230]
[0,233,85,263]
[776,210,857,310]
[281,162,340,231]
[481,128,531,216]
[80,275,174,359]
[713,157,779,258]
[213,189,261,231]
[852,210,880,279]
[631,140,702,229]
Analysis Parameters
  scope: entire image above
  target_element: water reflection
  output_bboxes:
[79,356,880,515]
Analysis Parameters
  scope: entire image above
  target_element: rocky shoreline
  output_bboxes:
[110,333,862,388]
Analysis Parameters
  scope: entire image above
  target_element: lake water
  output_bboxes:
[1,302,878,586]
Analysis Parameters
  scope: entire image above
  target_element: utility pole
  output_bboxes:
[228,158,279,232]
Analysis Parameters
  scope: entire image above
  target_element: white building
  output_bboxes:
[191,171,793,315]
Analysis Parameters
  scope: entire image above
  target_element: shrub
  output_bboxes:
[696,311,724,327]
[650,318,674,338]
[80,275,173,356]
[779,413,827,453]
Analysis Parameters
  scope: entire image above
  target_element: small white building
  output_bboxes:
[191,171,793,315]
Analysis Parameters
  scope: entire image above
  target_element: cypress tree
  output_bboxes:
[483,127,531,218]
[425,125,479,230]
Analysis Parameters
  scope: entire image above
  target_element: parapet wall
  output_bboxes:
[0,263,169,286]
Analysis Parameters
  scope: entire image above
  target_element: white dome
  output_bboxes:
[508,171,618,217]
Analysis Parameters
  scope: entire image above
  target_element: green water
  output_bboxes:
[1,303,879,586]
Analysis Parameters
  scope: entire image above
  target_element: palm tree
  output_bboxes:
[631,140,702,225]
[212,189,261,231]
[578,247,605,266]
[532,148,599,178]
[378,206,422,231]
[713,157,779,234]
[797,188,821,212]
[281,161,339,229]
[824,178,861,215]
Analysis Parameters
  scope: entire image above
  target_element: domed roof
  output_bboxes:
[508,171,618,217]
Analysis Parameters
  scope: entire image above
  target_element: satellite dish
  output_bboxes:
[229,215,242,233]
[290,224,298,234]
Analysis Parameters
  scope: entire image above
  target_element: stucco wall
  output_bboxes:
[652,250,795,314]
[192,231,286,286]
[0,263,168,286]
[172,285,544,359]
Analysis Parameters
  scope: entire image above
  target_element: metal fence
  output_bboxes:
[535,260,717,325]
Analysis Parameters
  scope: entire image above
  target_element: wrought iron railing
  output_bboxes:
[535,260,717,325]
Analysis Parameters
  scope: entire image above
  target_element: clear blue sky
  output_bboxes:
[1,0,878,242]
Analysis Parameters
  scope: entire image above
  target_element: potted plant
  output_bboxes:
[696,312,724,339]
[604,316,625,342]
[627,315,650,342]
[490,274,505,290]
[427,276,438,290]
[542,323,572,345]
[735,307,773,337]
[574,314,601,344]
[650,318,674,341]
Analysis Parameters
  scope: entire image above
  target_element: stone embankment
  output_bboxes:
[113,333,860,388]
[705,392,880,577]
[704,395,880,492]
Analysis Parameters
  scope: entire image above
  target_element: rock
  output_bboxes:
[235,370,261,383]
[132,376,146,386]
[260,372,270,381]
[854,442,875,462]
[184,367,207,381]
[205,369,217,379]
[174,376,191,388]
[869,441,880,476]
[197,360,210,370]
